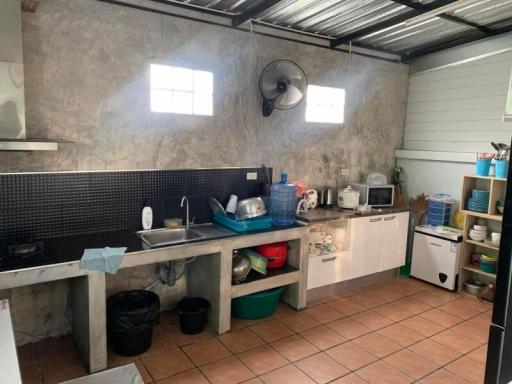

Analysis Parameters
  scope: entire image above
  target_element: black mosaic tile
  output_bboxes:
[0,167,271,243]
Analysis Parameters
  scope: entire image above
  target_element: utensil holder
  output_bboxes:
[495,160,509,178]
[476,159,492,176]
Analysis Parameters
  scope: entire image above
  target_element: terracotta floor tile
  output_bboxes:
[326,341,378,371]
[20,363,42,384]
[107,348,138,368]
[328,318,371,340]
[419,368,470,384]
[242,378,264,384]
[295,352,349,384]
[200,356,254,384]
[467,344,488,365]
[237,345,288,375]
[419,308,463,328]
[383,349,439,380]
[278,312,321,333]
[393,297,432,314]
[431,329,481,354]
[230,317,261,331]
[350,293,387,309]
[271,335,319,362]
[157,368,209,383]
[17,343,38,368]
[35,335,77,362]
[307,299,324,307]
[373,303,414,322]
[469,312,492,328]
[408,339,461,366]
[355,360,412,384]
[331,373,369,383]
[260,364,315,384]
[376,323,425,347]
[412,291,460,307]
[351,310,393,331]
[399,315,444,337]
[182,338,231,366]
[141,348,194,381]
[391,279,430,296]
[452,320,490,343]
[166,323,213,346]
[218,328,265,354]
[445,356,485,384]
[140,325,178,358]
[328,299,367,316]
[353,332,402,358]
[272,302,298,319]
[39,355,87,384]
[304,304,345,323]
[438,299,484,320]
[135,360,154,384]
[300,325,347,350]
[367,287,405,303]
[249,320,294,343]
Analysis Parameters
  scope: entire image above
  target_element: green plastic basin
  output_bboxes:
[231,286,286,319]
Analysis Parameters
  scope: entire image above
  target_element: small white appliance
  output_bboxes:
[349,183,394,207]
[411,225,462,290]
[337,186,360,209]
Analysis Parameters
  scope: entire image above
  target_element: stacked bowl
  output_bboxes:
[467,190,489,213]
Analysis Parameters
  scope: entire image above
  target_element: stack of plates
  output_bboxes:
[467,190,489,213]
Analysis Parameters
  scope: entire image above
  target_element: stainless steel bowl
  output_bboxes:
[232,253,251,283]
[236,197,266,220]
[464,280,485,295]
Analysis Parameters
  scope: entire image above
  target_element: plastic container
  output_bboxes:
[176,297,210,335]
[231,286,286,319]
[107,290,160,356]
[495,160,509,179]
[270,171,297,227]
[213,213,272,233]
[427,194,453,226]
[476,158,492,176]
[255,242,288,269]
[480,259,497,274]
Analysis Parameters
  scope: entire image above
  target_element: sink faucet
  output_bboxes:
[296,198,308,214]
[180,196,190,229]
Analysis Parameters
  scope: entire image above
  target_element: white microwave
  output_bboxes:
[349,183,394,207]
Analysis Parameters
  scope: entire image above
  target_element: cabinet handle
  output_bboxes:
[322,257,337,263]
[370,218,382,222]
[429,242,442,247]
[384,216,396,221]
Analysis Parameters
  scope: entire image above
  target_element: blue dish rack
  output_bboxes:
[427,195,453,226]
[213,213,272,233]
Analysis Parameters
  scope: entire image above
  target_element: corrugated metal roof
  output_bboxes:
[158,0,512,60]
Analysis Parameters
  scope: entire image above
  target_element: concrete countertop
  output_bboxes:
[296,206,410,223]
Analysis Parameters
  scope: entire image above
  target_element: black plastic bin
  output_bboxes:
[177,297,210,335]
[107,290,160,356]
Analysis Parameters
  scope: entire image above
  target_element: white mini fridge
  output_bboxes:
[411,225,462,290]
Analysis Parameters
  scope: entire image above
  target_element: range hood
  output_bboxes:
[0,0,67,151]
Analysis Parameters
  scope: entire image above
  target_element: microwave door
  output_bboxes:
[369,187,394,206]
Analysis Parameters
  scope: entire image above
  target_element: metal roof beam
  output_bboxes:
[390,0,494,34]
[232,0,282,27]
[330,0,457,48]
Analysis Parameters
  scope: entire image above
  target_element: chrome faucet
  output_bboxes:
[180,196,190,229]
[296,198,308,214]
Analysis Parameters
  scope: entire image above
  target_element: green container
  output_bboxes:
[480,259,497,274]
[231,286,286,319]
[399,262,411,278]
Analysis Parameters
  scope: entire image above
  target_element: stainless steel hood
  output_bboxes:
[0,0,67,151]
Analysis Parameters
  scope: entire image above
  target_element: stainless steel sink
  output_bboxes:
[137,228,204,247]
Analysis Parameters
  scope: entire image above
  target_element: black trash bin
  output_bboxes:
[177,297,210,335]
[107,290,160,356]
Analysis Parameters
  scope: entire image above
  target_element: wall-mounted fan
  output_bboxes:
[259,60,307,117]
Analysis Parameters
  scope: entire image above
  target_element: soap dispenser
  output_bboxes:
[142,200,153,230]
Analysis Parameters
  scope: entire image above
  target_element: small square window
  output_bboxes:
[150,64,213,116]
[305,85,345,123]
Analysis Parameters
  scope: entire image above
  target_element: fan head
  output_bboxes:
[259,60,307,117]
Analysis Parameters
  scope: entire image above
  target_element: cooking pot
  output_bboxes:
[338,186,360,209]
[255,242,287,269]
[232,252,251,283]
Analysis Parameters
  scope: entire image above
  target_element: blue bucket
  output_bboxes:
[476,159,492,176]
[495,160,509,179]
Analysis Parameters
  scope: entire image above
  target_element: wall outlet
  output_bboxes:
[246,172,258,180]
[341,169,349,176]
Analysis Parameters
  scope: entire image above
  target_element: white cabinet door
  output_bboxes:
[349,216,381,279]
[379,212,409,272]
[307,220,350,289]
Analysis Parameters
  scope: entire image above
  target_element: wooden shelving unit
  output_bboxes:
[458,175,506,298]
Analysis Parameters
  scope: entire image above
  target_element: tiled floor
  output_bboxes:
[18,278,492,383]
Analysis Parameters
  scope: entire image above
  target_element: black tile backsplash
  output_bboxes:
[0,167,271,243]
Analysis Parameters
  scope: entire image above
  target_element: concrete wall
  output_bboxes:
[0,0,409,344]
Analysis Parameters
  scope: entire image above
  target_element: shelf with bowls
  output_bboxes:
[458,175,505,299]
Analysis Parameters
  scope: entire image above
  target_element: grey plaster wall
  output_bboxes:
[0,0,409,344]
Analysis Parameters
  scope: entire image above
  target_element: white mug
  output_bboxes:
[226,195,238,214]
